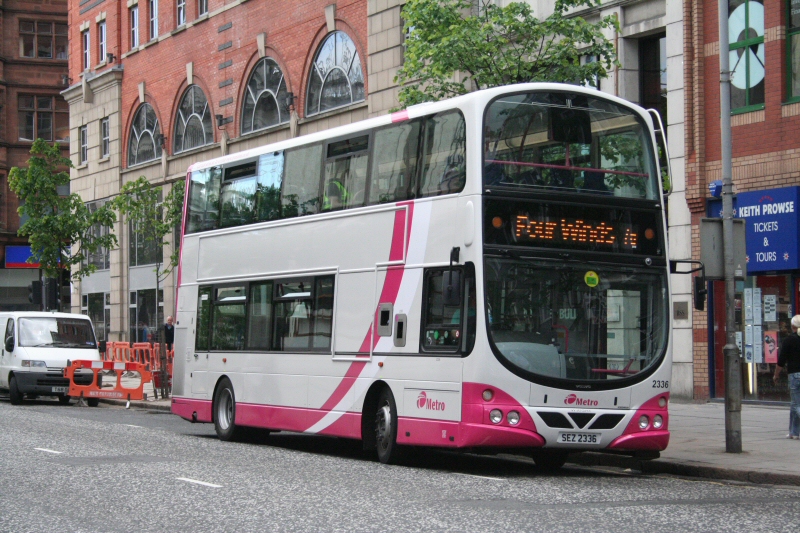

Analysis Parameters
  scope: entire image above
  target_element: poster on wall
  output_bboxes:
[754,288,762,326]
[764,295,777,322]
[764,330,779,364]
[744,324,754,363]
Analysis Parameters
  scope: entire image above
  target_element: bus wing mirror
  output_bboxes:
[694,276,707,311]
[443,270,462,307]
[5,336,13,352]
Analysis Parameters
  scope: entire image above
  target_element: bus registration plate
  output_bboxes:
[558,432,599,444]
[51,386,68,393]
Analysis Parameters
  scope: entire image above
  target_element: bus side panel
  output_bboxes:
[195,209,398,279]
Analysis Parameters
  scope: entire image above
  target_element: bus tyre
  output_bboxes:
[213,377,246,442]
[531,450,569,472]
[375,388,401,464]
[87,398,99,407]
[9,375,23,405]
[58,395,71,405]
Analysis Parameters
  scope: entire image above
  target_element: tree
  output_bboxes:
[9,140,117,301]
[396,0,620,107]
[113,176,184,398]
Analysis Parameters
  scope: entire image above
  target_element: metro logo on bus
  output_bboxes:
[417,391,446,411]
[564,394,599,406]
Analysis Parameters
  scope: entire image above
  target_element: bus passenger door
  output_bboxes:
[190,287,212,395]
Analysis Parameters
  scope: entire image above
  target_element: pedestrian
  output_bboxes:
[164,316,175,351]
[773,314,800,439]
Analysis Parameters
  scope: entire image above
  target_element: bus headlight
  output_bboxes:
[490,409,503,424]
[21,360,46,368]
[507,411,520,425]
[482,389,494,401]
[653,415,664,429]
[638,415,650,430]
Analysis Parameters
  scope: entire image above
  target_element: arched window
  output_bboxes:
[174,85,213,153]
[128,103,162,166]
[306,31,365,117]
[242,58,290,134]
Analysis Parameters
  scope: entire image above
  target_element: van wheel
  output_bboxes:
[58,395,71,405]
[375,387,401,464]
[9,375,23,405]
[213,377,246,441]
[87,398,99,407]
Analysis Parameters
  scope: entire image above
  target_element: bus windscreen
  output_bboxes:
[483,91,660,200]
[485,258,668,383]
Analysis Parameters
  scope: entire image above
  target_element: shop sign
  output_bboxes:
[5,245,39,268]
[709,186,800,273]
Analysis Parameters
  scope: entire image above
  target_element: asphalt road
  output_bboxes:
[1,398,799,533]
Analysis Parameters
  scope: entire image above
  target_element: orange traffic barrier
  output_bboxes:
[64,360,153,402]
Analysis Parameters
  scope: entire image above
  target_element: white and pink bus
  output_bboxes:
[171,83,672,469]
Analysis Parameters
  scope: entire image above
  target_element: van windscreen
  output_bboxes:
[18,317,97,348]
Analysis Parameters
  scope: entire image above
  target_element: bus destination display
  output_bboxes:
[514,215,639,249]
[484,199,661,256]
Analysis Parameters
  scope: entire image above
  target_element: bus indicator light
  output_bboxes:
[645,228,655,240]
[482,389,494,401]
[492,216,503,229]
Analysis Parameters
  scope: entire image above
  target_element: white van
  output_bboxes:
[0,312,102,406]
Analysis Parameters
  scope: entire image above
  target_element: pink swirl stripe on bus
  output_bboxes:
[313,202,415,419]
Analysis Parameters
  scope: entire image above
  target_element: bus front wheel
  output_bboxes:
[375,387,401,464]
[213,377,246,442]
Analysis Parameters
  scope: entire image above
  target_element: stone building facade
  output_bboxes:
[0,0,69,309]
[65,0,405,342]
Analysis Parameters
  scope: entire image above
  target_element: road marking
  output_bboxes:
[455,473,505,481]
[123,424,143,428]
[34,448,62,454]
[176,477,222,488]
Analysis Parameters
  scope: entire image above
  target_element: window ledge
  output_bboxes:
[76,163,88,170]
[782,100,800,118]
[190,13,209,26]
[99,156,110,163]
[171,24,187,36]
[169,142,216,161]
[299,100,368,125]
[730,104,765,116]
[122,47,140,59]
[235,121,291,143]
[124,158,161,172]
[95,60,107,69]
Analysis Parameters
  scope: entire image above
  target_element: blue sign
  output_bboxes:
[5,245,39,269]
[708,186,800,273]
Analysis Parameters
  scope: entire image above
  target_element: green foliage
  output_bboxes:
[8,139,117,279]
[112,176,185,283]
[396,0,620,107]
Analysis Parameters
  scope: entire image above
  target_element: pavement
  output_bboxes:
[100,394,800,486]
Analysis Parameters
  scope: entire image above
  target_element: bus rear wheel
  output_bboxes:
[58,395,71,405]
[375,388,401,464]
[531,450,569,472]
[213,377,246,442]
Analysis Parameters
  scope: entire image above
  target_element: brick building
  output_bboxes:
[0,0,69,309]
[64,0,404,342]
[681,0,800,401]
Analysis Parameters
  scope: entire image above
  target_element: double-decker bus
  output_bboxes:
[171,83,672,469]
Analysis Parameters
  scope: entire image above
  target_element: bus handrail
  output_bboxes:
[485,159,649,179]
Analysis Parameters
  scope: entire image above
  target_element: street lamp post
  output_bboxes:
[718,0,743,453]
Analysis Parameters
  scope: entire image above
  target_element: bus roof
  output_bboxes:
[186,82,652,174]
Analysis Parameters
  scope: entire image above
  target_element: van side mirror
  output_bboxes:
[443,270,462,307]
[5,336,14,352]
[98,340,107,354]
